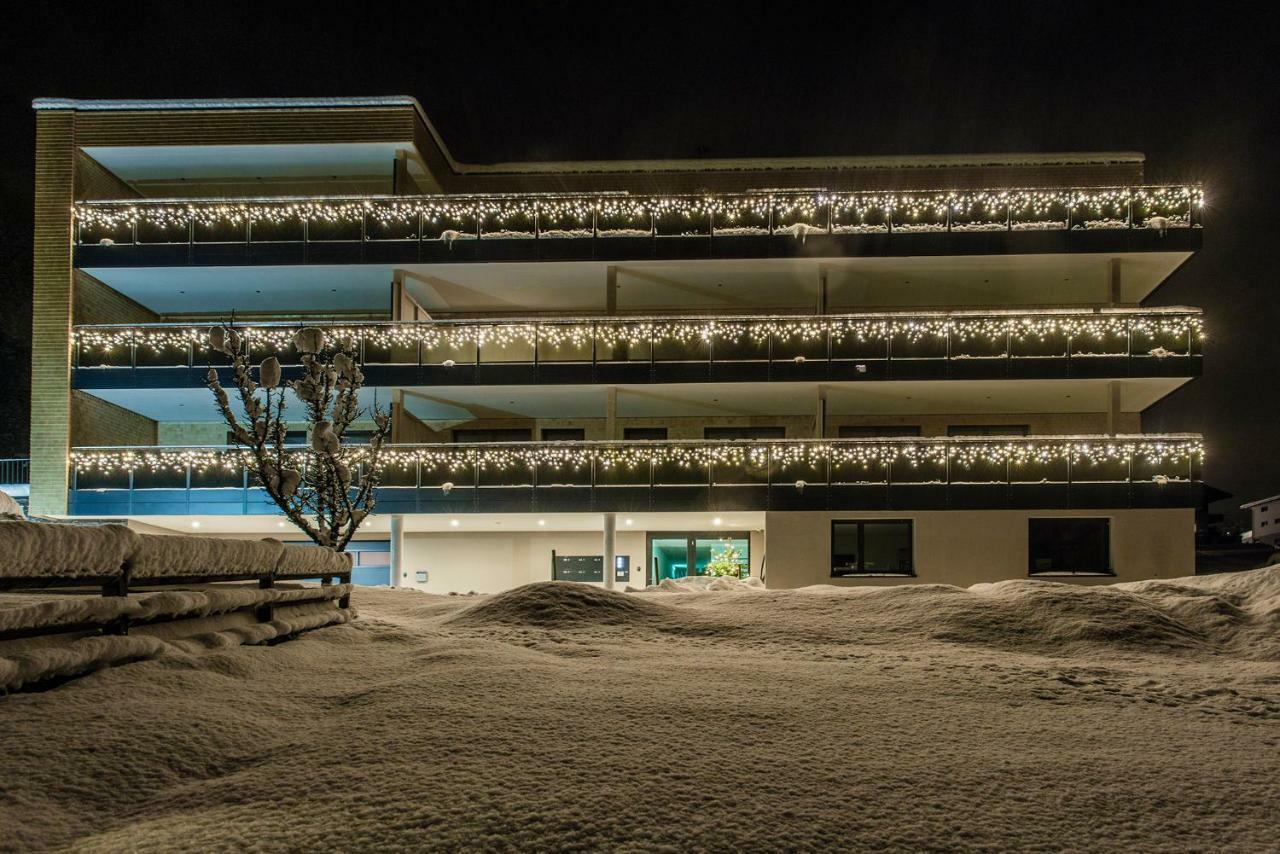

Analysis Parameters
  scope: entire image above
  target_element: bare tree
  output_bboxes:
[205,325,391,550]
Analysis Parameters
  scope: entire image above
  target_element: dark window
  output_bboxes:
[542,428,585,442]
[831,520,914,576]
[343,429,375,443]
[948,424,1030,436]
[452,428,533,443]
[1028,518,1112,576]
[625,427,668,441]
[228,429,306,446]
[704,426,786,440]
[838,425,922,438]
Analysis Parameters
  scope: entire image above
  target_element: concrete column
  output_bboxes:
[602,512,617,591]
[606,265,618,315]
[814,386,827,438]
[1106,381,1122,435]
[389,514,405,587]
[605,386,618,440]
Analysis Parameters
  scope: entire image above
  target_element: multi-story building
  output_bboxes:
[1241,495,1280,547]
[31,96,1205,591]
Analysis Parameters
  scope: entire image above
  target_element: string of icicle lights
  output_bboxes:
[73,185,1204,233]
[70,437,1204,477]
[73,312,1204,354]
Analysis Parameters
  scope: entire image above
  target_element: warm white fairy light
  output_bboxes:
[72,309,1204,360]
[69,436,1204,482]
[72,185,1204,237]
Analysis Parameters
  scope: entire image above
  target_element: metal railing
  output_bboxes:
[69,436,1204,492]
[72,185,1204,256]
[72,308,1204,373]
[0,457,30,485]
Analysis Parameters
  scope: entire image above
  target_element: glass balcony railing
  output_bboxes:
[67,435,1205,515]
[71,185,1204,265]
[72,308,1204,385]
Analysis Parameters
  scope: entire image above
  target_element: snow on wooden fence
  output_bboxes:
[0,521,354,692]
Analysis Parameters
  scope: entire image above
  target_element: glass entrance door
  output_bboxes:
[648,532,751,585]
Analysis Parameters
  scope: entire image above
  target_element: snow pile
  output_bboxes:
[637,575,766,593]
[0,521,138,578]
[0,597,353,691]
[273,540,353,577]
[0,569,1277,850]
[451,581,669,629]
[130,533,283,578]
[0,490,24,520]
[0,584,352,635]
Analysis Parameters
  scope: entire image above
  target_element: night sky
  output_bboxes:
[0,2,1276,517]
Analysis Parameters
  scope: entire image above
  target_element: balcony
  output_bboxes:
[68,435,1204,516]
[72,308,1203,390]
[73,186,1203,267]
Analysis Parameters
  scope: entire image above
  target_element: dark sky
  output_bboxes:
[0,2,1276,515]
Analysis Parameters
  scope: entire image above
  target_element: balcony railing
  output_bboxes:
[68,436,1204,515]
[72,308,1204,386]
[0,457,30,485]
[72,185,1204,265]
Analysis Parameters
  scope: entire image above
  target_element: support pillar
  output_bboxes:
[389,514,405,587]
[1106,381,1121,435]
[602,513,617,591]
[1108,258,1122,306]
[605,386,618,440]
[814,386,827,438]
[606,265,618,315]
[816,266,829,314]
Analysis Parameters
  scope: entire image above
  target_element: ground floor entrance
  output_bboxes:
[647,531,752,585]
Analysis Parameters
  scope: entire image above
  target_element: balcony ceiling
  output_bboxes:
[105,511,767,535]
[83,252,1192,317]
[83,143,407,182]
[82,376,1190,424]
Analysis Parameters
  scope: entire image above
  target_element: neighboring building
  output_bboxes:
[1241,495,1280,547]
[31,96,1206,591]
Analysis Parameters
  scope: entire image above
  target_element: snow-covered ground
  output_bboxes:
[1,569,1278,851]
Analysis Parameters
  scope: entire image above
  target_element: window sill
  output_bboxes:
[830,572,917,578]
[1028,571,1116,577]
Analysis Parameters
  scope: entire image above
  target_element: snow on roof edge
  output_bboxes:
[31,96,1145,176]
[1240,494,1280,510]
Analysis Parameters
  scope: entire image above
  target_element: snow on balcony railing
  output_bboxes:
[73,185,1203,244]
[72,307,1205,368]
[69,435,1205,490]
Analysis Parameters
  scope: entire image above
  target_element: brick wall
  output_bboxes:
[70,391,157,447]
[29,111,75,515]
[73,271,158,326]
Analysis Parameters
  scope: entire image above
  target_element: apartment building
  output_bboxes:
[33,96,1205,590]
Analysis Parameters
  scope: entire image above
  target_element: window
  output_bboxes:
[452,428,533,443]
[542,428,585,442]
[838,425,922,438]
[625,427,668,440]
[1028,518,1112,576]
[948,424,1030,436]
[831,520,914,576]
[704,426,786,440]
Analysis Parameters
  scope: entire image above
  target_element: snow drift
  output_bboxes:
[0,521,138,578]
[451,581,671,629]
[0,521,353,581]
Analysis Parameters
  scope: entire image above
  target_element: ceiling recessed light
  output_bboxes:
[449,519,460,528]
[712,517,723,526]
[190,520,201,528]
[624,518,633,526]
[538,519,546,526]
[277,520,285,528]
